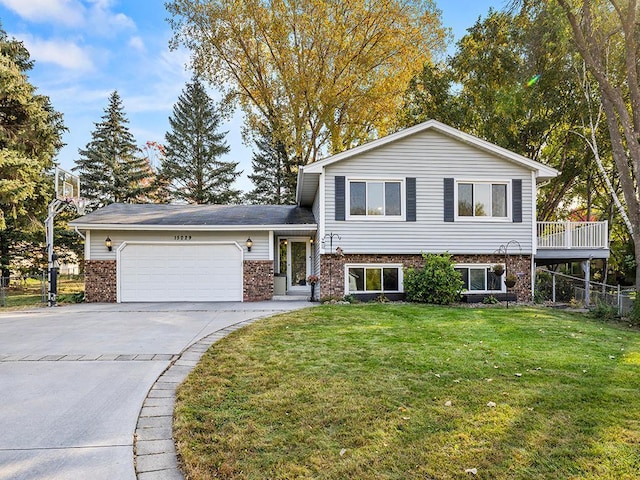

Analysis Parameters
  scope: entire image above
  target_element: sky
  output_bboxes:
[0,0,506,194]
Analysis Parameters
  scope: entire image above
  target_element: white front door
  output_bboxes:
[287,239,310,291]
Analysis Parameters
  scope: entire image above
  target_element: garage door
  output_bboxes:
[118,243,243,302]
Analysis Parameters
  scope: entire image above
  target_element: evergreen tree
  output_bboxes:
[74,91,153,209]
[162,77,241,204]
[0,27,65,280]
[246,122,296,205]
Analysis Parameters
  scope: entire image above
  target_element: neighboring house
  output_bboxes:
[70,120,609,303]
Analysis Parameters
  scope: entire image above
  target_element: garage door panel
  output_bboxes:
[119,243,243,302]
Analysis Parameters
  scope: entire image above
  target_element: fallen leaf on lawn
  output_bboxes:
[583,370,587,373]
[398,406,408,412]
[445,400,452,407]
[486,378,493,382]
[465,467,478,475]
[515,373,522,377]
[435,373,441,378]
[339,448,347,456]
[609,355,615,359]
[487,401,497,408]
[453,379,461,383]
[402,416,410,420]
[494,365,499,369]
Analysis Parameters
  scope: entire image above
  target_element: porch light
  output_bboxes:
[246,237,253,252]
[310,237,314,244]
[105,237,113,251]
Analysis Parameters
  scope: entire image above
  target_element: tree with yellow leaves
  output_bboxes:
[167,0,448,168]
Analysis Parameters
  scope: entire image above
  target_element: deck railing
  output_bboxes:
[536,221,608,249]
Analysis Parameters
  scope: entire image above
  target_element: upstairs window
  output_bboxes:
[349,180,402,218]
[457,182,508,218]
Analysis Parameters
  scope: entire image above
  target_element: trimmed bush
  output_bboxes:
[404,253,463,305]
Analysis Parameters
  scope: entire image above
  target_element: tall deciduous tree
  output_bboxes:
[162,77,241,204]
[246,121,296,205]
[550,0,640,286]
[0,28,65,279]
[74,91,153,208]
[166,0,448,166]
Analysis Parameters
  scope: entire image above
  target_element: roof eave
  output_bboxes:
[68,223,318,231]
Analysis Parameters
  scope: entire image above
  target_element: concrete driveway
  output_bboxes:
[0,301,308,480]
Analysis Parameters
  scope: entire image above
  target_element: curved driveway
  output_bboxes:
[0,302,307,480]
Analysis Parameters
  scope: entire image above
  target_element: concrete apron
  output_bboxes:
[0,301,309,480]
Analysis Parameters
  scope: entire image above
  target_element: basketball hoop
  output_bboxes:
[47,167,86,306]
[68,197,88,216]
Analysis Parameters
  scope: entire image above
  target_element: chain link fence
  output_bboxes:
[535,269,634,316]
[1,273,84,308]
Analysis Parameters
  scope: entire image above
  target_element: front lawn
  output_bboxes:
[174,305,640,479]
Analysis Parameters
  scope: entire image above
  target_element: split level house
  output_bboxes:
[70,120,610,303]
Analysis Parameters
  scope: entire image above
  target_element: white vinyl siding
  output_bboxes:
[324,129,534,254]
[88,230,269,261]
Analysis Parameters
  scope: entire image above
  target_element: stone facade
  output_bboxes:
[243,260,274,301]
[319,253,532,302]
[85,260,117,303]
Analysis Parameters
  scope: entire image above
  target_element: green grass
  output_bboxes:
[174,305,640,479]
[1,276,84,308]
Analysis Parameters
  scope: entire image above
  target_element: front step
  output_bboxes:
[272,295,311,301]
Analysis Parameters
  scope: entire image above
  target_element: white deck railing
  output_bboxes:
[537,221,608,249]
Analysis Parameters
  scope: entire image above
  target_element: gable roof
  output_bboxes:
[297,119,560,205]
[69,203,316,231]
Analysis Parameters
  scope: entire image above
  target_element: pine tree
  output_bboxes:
[162,77,241,204]
[74,91,153,209]
[0,27,65,280]
[246,122,296,205]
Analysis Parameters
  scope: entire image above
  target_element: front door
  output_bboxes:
[287,239,310,291]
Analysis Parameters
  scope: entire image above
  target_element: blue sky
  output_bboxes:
[0,0,505,193]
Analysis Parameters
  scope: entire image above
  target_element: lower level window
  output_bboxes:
[455,265,503,292]
[347,265,400,293]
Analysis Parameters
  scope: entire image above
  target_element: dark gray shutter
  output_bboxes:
[335,176,345,221]
[444,178,454,222]
[512,179,522,223]
[406,177,416,222]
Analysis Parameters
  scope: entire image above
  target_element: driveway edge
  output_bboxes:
[133,316,264,480]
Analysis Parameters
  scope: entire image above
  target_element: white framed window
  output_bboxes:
[345,264,403,293]
[347,179,404,219]
[456,181,509,219]
[454,264,505,293]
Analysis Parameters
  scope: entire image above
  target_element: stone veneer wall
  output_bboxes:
[85,260,117,303]
[243,260,274,301]
[319,253,532,302]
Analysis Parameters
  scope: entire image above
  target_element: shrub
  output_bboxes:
[404,253,463,305]
[627,294,640,326]
[482,294,499,305]
[590,302,618,322]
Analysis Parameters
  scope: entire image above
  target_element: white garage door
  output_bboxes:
[119,243,243,302]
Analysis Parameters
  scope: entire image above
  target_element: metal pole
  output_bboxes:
[552,273,556,303]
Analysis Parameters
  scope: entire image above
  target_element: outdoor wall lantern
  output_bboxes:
[105,236,113,251]
[246,237,253,252]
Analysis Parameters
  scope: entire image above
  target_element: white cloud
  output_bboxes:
[0,0,135,35]
[20,34,94,71]
[0,0,84,26]
[128,36,145,52]
[85,0,135,35]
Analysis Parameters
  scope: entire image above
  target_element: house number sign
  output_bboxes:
[174,235,192,240]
